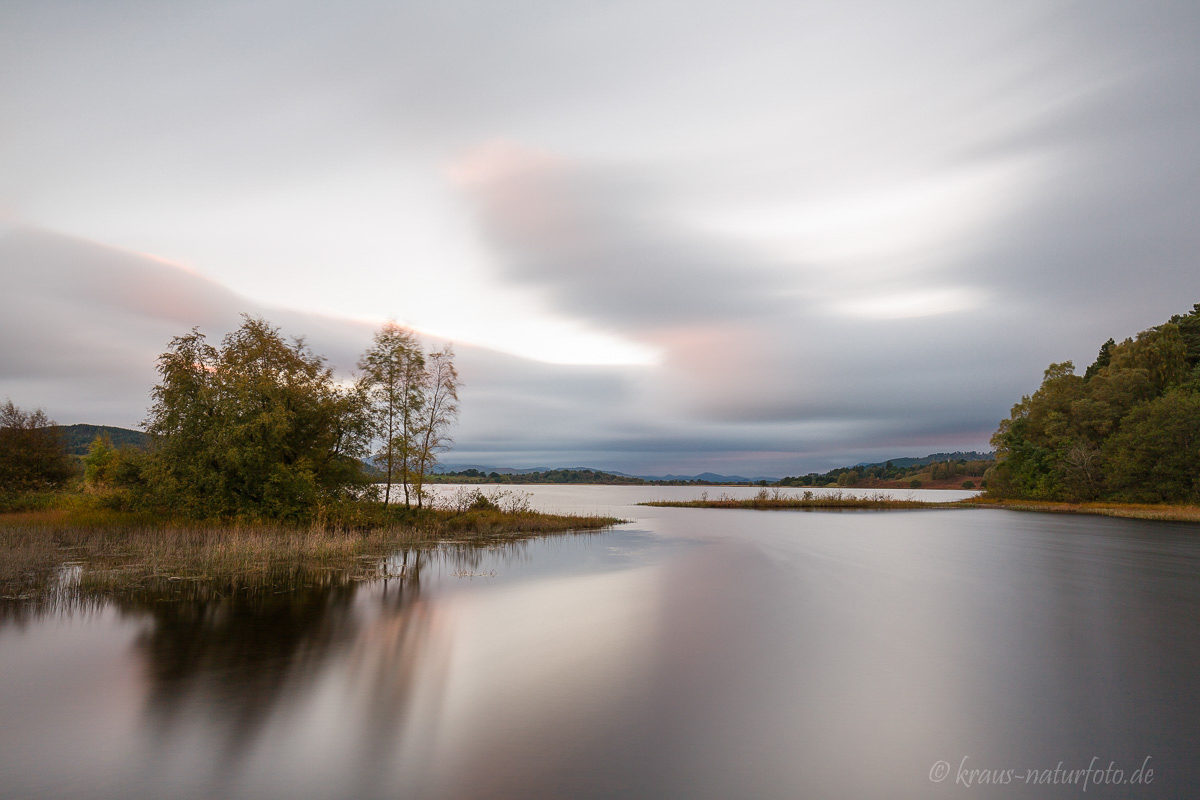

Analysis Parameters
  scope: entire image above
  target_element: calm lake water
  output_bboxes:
[2,485,1198,799]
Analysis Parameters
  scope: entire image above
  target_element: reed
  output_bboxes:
[0,506,620,600]
[641,489,965,511]
[966,497,1200,522]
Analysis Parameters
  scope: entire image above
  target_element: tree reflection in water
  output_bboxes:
[0,543,524,795]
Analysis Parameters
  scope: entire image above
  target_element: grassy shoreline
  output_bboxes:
[965,497,1200,522]
[640,492,1200,522]
[0,506,622,601]
[639,494,963,511]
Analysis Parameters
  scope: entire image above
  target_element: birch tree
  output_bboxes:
[358,323,425,507]
[412,345,459,508]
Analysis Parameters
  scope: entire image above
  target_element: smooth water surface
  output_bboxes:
[2,486,1197,799]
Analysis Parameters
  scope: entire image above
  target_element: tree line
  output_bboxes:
[1,317,459,518]
[427,468,649,485]
[778,457,992,489]
[987,303,1200,503]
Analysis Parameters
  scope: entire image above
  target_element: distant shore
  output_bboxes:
[641,492,969,511]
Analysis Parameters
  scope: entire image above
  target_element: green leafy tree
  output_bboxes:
[1107,325,1188,394]
[989,413,1058,499]
[989,303,1200,503]
[1167,303,1200,367]
[989,363,1082,499]
[0,400,75,491]
[1103,390,1200,503]
[357,323,426,508]
[142,317,369,519]
[83,433,118,488]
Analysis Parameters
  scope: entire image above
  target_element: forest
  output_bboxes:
[986,303,1200,503]
[779,453,993,490]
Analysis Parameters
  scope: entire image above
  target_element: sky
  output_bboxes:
[3,0,1200,476]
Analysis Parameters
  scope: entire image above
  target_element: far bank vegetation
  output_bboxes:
[777,453,992,491]
[986,303,1200,504]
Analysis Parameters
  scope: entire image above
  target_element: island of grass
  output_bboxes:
[0,497,621,602]
[639,490,1200,522]
[640,490,965,512]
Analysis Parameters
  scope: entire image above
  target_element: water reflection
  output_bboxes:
[1,508,1198,799]
[133,575,362,763]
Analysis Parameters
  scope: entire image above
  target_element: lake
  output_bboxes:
[1,485,1197,798]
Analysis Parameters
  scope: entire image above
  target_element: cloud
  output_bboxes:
[5,1,1200,473]
[448,140,1020,438]
[0,226,665,464]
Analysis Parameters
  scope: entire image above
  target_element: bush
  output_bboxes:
[0,401,76,492]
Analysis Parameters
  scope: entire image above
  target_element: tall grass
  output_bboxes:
[641,491,1200,522]
[641,489,965,511]
[966,497,1200,522]
[0,504,621,601]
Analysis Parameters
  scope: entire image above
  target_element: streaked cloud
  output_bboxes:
[4,0,1200,473]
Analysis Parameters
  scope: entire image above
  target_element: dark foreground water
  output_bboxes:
[1,486,1198,799]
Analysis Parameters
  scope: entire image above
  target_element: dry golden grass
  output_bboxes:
[644,492,1200,522]
[0,507,621,600]
[966,497,1200,522]
[641,490,965,511]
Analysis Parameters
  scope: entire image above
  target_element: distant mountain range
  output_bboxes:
[45,432,991,484]
[435,464,778,483]
[439,452,995,484]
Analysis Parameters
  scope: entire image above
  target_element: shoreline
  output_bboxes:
[966,498,1200,523]
[640,494,1200,522]
[0,507,622,602]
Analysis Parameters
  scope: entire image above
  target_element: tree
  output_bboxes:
[0,400,75,491]
[1083,338,1116,381]
[83,433,118,488]
[988,302,1200,503]
[1104,390,1200,503]
[411,345,459,508]
[1107,325,1189,394]
[142,317,369,519]
[357,323,426,508]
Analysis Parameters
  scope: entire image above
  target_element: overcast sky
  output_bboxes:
[3,0,1200,476]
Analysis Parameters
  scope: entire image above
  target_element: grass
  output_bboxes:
[965,497,1200,522]
[642,489,1200,523]
[640,489,967,511]
[0,504,621,601]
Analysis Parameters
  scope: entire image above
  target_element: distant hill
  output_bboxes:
[53,424,149,456]
[854,451,994,469]
[652,472,759,484]
[434,464,557,475]
[432,464,776,484]
[780,450,994,489]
